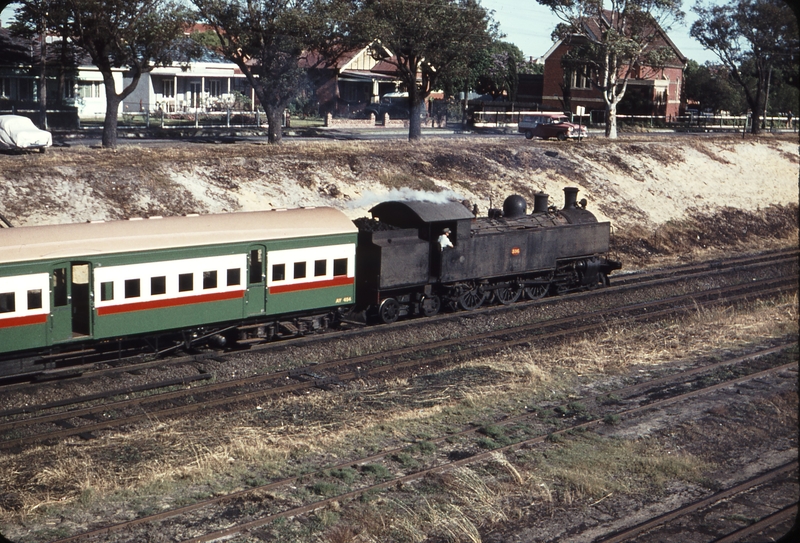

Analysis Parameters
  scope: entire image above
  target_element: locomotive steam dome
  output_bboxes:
[502,194,527,218]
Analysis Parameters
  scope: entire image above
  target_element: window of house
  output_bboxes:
[163,79,175,98]
[0,292,14,313]
[571,68,592,89]
[227,268,241,286]
[314,260,327,277]
[179,273,193,292]
[151,276,166,296]
[78,82,101,99]
[208,80,222,97]
[333,258,347,277]
[293,262,306,279]
[27,289,43,310]
[272,264,285,282]
[18,78,35,101]
[101,281,114,301]
[125,278,141,299]
[203,270,217,290]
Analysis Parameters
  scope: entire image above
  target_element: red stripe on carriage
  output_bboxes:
[97,289,245,316]
[268,275,354,294]
[0,313,48,329]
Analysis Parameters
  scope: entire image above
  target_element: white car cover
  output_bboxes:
[0,115,52,150]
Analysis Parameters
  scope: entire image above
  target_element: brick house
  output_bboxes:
[540,13,686,121]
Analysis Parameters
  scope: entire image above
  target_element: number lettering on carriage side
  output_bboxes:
[511,247,521,256]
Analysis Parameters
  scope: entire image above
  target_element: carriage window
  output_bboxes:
[203,271,217,289]
[0,292,14,313]
[27,289,42,310]
[272,264,285,282]
[179,273,193,292]
[314,260,327,277]
[333,258,348,277]
[101,281,114,301]
[53,268,68,306]
[151,276,166,296]
[227,268,241,286]
[294,262,306,279]
[125,279,141,299]
[249,249,263,284]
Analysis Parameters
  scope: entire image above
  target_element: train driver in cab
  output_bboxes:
[438,228,453,250]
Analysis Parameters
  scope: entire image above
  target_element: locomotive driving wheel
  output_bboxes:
[524,283,549,299]
[494,286,522,305]
[457,286,488,311]
[378,298,400,324]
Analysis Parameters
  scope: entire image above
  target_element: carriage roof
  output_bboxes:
[0,208,357,264]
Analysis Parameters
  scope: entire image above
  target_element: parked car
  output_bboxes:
[364,92,426,120]
[0,115,52,152]
[518,112,588,141]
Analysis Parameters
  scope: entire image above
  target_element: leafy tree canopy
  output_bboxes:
[355,0,495,141]
[193,0,357,144]
[691,0,798,133]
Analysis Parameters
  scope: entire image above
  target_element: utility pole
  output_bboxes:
[38,0,48,129]
[762,64,772,130]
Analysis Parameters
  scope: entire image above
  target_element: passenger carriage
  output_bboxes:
[0,208,357,372]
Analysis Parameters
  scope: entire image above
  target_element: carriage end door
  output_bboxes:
[49,262,92,344]
[244,246,266,318]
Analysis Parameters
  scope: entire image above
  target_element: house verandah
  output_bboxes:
[306,44,403,118]
[3,25,406,128]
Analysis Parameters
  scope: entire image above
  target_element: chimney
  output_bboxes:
[563,187,579,209]
[533,193,549,213]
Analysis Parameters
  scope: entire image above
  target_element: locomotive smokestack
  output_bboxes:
[563,187,579,209]
[533,193,549,213]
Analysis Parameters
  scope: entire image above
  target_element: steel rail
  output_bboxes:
[596,462,798,543]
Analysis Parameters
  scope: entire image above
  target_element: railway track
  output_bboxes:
[43,345,797,543]
[596,461,798,543]
[0,268,795,451]
[0,247,795,389]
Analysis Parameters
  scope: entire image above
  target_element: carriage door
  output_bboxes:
[49,262,92,344]
[244,246,266,317]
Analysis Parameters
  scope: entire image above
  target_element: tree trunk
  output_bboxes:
[605,103,618,139]
[408,104,422,141]
[265,106,283,144]
[102,91,121,148]
[407,84,424,141]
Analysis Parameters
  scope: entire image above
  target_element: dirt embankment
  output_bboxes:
[0,133,798,267]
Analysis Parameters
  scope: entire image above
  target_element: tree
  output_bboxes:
[10,1,84,128]
[357,0,495,141]
[192,0,355,144]
[691,0,799,134]
[537,0,684,138]
[55,0,193,148]
[683,60,745,114]
[474,41,526,101]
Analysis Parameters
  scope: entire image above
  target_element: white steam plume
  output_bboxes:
[348,188,467,211]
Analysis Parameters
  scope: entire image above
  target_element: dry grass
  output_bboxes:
[1,291,796,542]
